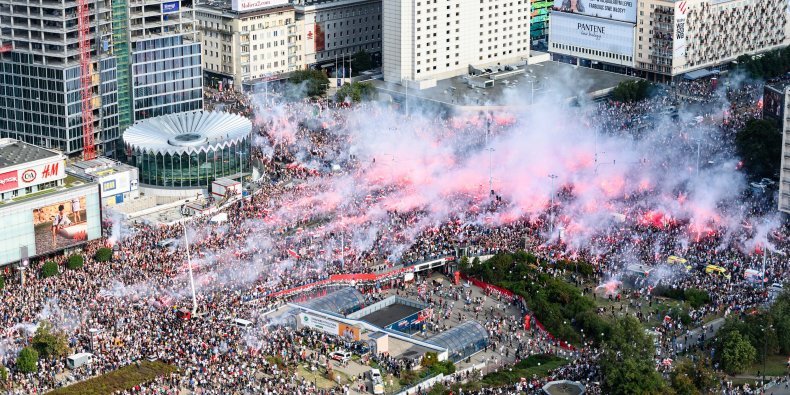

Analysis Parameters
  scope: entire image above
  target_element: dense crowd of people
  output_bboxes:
[0,76,787,395]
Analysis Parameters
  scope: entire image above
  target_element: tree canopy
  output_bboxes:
[735,47,790,79]
[335,82,378,103]
[16,347,38,373]
[599,316,666,395]
[287,69,330,98]
[735,118,781,180]
[351,50,375,73]
[32,321,70,359]
[610,80,653,103]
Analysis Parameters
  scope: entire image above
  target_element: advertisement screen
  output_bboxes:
[554,0,636,23]
[550,12,634,57]
[162,1,180,13]
[338,323,361,341]
[32,195,90,255]
[672,0,688,71]
[314,23,325,52]
[763,87,785,122]
[300,313,339,335]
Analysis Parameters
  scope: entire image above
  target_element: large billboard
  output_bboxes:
[300,313,339,335]
[550,12,635,58]
[33,195,91,255]
[231,0,288,12]
[672,0,688,72]
[0,185,101,266]
[314,23,325,52]
[0,170,18,193]
[554,0,636,23]
[763,86,785,123]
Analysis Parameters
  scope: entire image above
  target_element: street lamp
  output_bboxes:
[183,224,198,315]
[548,174,558,235]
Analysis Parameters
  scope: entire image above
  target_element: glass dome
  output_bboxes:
[123,111,251,188]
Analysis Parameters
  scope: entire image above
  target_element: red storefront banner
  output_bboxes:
[0,170,18,192]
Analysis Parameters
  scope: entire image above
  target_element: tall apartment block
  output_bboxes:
[382,0,530,89]
[0,0,202,158]
[0,0,120,156]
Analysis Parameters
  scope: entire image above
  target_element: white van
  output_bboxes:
[369,368,384,394]
[67,353,93,369]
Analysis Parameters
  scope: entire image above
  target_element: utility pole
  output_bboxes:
[183,224,198,315]
[548,174,558,236]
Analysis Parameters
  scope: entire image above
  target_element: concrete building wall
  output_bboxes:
[635,0,788,78]
[779,87,790,214]
[383,0,530,86]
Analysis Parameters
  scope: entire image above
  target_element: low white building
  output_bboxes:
[67,158,140,207]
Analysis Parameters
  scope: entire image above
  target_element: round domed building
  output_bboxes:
[123,111,252,190]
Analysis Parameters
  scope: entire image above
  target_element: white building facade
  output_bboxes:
[382,0,531,88]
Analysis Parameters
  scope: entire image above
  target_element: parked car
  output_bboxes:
[330,350,351,363]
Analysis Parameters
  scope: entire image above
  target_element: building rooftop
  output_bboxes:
[199,0,293,15]
[67,157,137,181]
[123,110,252,155]
[371,60,638,111]
[0,139,62,169]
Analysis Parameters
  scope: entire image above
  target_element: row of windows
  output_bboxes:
[552,43,633,62]
[134,90,202,112]
[134,99,202,121]
[132,64,201,87]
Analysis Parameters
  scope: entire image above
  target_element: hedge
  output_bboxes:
[0,275,4,290]
[66,255,84,270]
[41,261,59,278]
[95,247,113,263]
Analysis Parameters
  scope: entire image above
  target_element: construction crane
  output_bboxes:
[77,0,96,160]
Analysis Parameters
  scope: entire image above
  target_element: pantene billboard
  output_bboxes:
[232,0,288,12]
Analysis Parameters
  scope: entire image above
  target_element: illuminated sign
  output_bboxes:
[231,0,288,12]
[162,1,180,13]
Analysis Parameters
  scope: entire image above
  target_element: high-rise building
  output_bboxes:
[382,0,530,89]
[774,83,790,214]
[634,0,788,81]
[530,0,552,49]
[128,0,203,121]
[0,0,203,158]
[294,0,382,70]
[548,0,788,81]
[196,0,299,91]
[0,0,120,156]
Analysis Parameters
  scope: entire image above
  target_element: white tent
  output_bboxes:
[210,212,228,224]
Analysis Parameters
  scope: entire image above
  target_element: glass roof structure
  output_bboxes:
[297,287,366,316]
[426,320,489,362]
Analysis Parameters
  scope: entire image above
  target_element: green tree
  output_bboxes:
[16,347,38,373]
[0,365,8,383]
[720,331,757,374]
[351,50,374,73]
[421,351,439,368]
[41,261,59,278]
[31,321,69,359]
[671,371,699,395]
[0,275,4,290]
[671,357,720,394]
[335,82,378,103]
[600,316,666,395]
[95,247,113,262]
[736,118,781,180]
[770,288,790,354]
[66,254,84,270]
[288,69,329,98]
[610,80,653,103]
[735,47,790,79]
